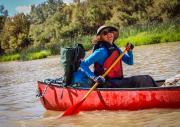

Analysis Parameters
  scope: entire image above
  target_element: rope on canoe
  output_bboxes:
[36,80,51,98]
[36,77,82,98]
[36,78,65,98]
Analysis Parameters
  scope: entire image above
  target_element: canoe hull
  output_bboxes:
[37,81,180,111]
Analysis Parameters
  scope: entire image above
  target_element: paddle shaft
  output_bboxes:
[61,47,129,117]
[82,47,128,100]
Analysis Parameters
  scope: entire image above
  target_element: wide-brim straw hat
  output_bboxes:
[96,25,119,41]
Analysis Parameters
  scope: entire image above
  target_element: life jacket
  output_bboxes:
[93,41,123,79]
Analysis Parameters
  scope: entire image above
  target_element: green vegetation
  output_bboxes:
[26,50,51,60]
[117,19,180,46]
[0,0,179,62]
[0,54,20,62]
[20,47,51,61]
[0,50,51,62]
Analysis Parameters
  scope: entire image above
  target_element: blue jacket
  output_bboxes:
[72,47,134,87]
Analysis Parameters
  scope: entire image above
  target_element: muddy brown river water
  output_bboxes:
[0,42,180,127]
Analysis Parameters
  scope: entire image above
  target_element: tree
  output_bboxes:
[0,5,8,16]
[146,0,180,22]
[106,0,154,27]
[73,0,80,4]
[1,13,31,53]
[0,5,8,54]
[30,0,63,24]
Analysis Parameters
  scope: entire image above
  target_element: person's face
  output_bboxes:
[100,28,115,44]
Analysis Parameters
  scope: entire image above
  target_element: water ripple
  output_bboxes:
[0,42,180,127]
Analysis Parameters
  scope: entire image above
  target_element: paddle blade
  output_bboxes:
[61,98,85,117]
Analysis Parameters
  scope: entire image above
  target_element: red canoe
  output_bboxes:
[37,80,180,111]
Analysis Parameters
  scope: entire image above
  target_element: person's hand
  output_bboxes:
[91,35,100,44]
[126,42,134,51]
[93,76,105,84]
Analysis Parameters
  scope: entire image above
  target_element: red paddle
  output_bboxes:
[60,47,129,117]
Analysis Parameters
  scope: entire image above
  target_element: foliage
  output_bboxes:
[0,5,8,54]
[30,0,64,24]
[116,19,180,47]
[146,0,180,22]
[0,53,20,62]
[28,0,179,51]
[0,5,8,16]
[75,35,93,50]
[26,50,51,60]
[0,0,180,61]
[1,13,31,54]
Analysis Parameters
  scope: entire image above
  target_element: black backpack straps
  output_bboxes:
[74,44,85,71]
[77,43,85,59]
[60,43,85,85]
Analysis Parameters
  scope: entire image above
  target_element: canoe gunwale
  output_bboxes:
[37,80,180,111]
[37,80,180,91]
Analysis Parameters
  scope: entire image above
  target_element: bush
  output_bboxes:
[80,35,93,51]
[0,54,20,62]
[27,50,51,60]
[45,42,61,55]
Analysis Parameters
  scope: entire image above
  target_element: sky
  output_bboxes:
[0,0,73,16]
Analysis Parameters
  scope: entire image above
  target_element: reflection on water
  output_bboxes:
[0,42,180,127]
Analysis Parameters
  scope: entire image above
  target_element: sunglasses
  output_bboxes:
[101,29,115,36]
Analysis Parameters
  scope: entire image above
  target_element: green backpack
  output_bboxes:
[60,44,85,85]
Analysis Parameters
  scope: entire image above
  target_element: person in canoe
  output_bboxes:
[72,25,157,88]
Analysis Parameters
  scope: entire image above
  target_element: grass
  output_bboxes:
[0,54,20,62]
[116,19,180,47]
[19,45,52,61]
[26,50,51,60]
[0,50,51,62]
[72,19,180,49]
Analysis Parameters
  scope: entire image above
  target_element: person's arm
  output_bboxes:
[80,48,107,78]
[118,48,134,65]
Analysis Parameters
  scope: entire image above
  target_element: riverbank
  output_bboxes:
[0,19,179,62]
[0,41,179,62]
[0,50,51,62]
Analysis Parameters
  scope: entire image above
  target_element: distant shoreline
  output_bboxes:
[1,41,179,62]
